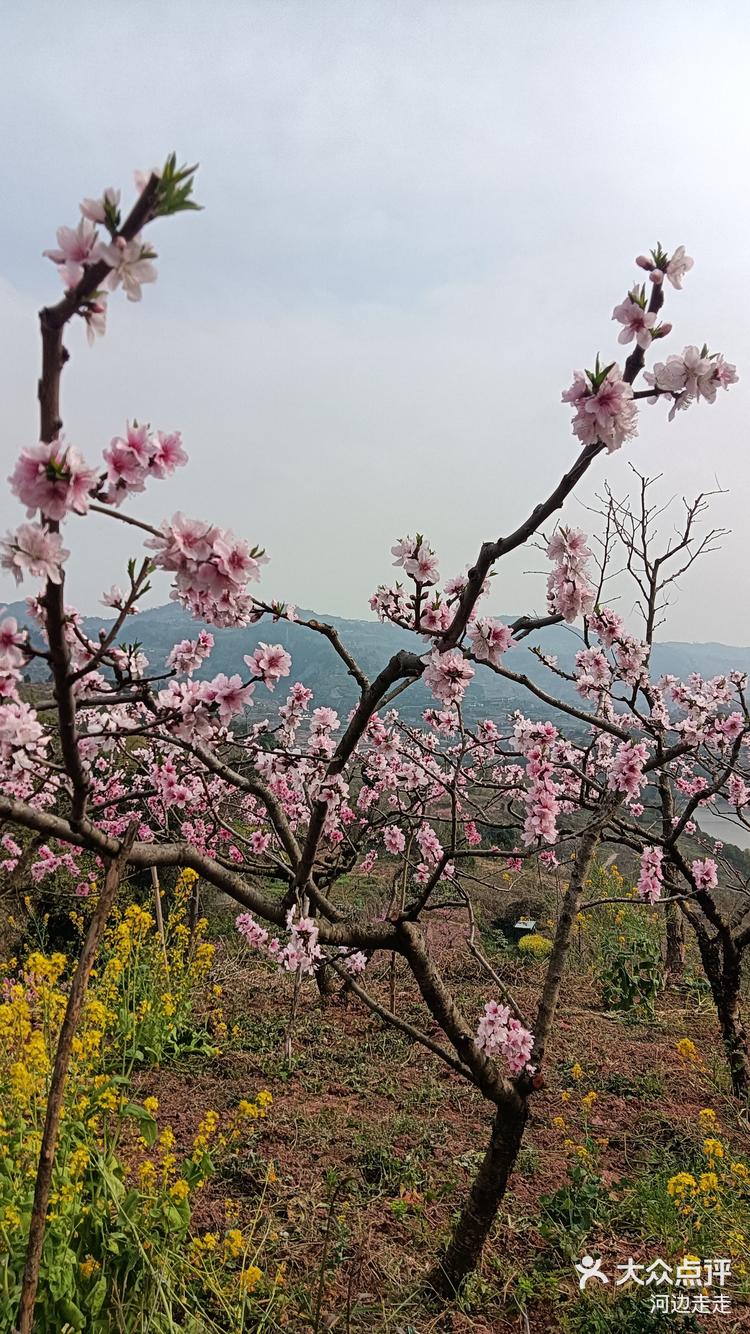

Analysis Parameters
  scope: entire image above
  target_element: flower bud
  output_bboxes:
[653,321,672,338]
[649,269,664,285]
[635,254,653,270]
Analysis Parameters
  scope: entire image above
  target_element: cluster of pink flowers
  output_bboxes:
[147,512,267,627]
[575,647,611,699]
[588,607,625,647]
[636,245,694,290]
[691,857,719,891]
[645,346,738,420]
[0,698,48,773]
[468,617,515,666]
[562,364,638,453]
[422,648,475,706]
[637,846,664,903]
[166,630,214,675]
[383,825,406,854]
[514,718,564,846]
[157,672,254,740]
[244,642,292,690]
[391,536,439,586]
[546,528,595,623]
[10,437,98,521]
[278,682,314,742]
[476,1000,535,1076]
[102,423,187,505]
[608,740,650,801]
[1,524,69,586]
[235,907,322,976]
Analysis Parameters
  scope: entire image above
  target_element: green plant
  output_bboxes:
[0,944,278,1331]
[599,910,664,1017]
[539,1144,613,1252]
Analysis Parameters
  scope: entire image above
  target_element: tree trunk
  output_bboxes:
[692,927,749,1097]
[427,1096,528,1297]
[716,959,750,1097]
[664,900,686,983]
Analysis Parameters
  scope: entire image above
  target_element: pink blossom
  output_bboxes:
[79,187,120,224]
[94,234,157,301]
[235,912,270,950]
[476,1000,534,1076]
[1,524,69,585]
[383,826,406,854]
[665,245,694,290]
[244,643,292,690]
[311,707,339,733]
[612,295,656,349]
[692,857,718,891]
[339,950,368,977]
[589,607,625,648]
[564,364,638,453]
[201,672,254,724]
[0,618,25,672]
[468,618,515,666]
[150,431,188,477]
[43,218,99,287]
[422,649,474,705]
[608,740,649,800]
[167,631,214,675]
[546,528,596,623]
[637,846,663,903]
[10,438,98,520]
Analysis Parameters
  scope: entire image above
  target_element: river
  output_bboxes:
[696,811,750,851]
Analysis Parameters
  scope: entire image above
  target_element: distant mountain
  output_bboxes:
[6,598,750,727]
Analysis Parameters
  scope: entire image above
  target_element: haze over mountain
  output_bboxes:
[7,598,750,727]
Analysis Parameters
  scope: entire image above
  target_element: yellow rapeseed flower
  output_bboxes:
[667,1172,697,1198]
[239,1265,262,1294]
[675,1037,699,1063]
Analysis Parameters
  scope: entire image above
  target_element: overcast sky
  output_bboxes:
[1,1,749,644]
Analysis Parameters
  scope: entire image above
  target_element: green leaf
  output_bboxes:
[121,1102,158,1146]
[89,1276,107,1316]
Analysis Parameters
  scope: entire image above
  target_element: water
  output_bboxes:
[696,811,750,851]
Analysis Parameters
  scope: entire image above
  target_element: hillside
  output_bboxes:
[6,597,750,726]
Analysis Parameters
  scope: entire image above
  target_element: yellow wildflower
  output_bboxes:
[667,1172,697,1198]
[675,1037,699,1063]
[239,1265,262,1294]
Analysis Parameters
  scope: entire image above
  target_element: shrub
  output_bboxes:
[518,932,553,960]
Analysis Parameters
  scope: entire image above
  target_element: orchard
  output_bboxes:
[1,159,749,1332]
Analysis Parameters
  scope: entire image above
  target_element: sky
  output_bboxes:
[1,0,750,644]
